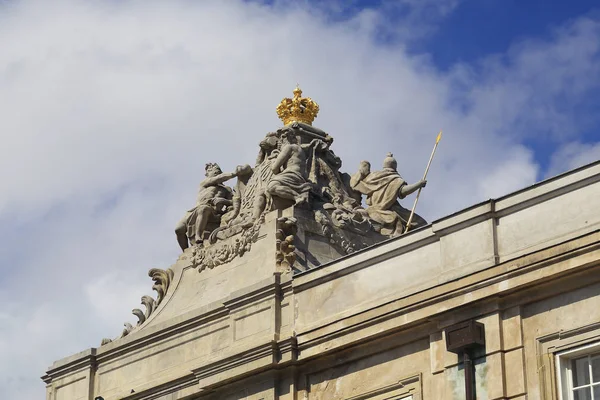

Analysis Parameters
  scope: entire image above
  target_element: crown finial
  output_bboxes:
[276,85,319,126]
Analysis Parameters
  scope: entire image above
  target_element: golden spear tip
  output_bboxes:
[436,130,443,144]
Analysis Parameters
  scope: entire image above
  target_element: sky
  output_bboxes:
[0,0,599,398]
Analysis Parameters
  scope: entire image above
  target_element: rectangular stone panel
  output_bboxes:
[306,339,427,399]
[437,220,495,283]
[296,240,441,330]
[55,376,88,400]
[502,306,523,351]
[497,181,600,261]
[505,348,526,397]
[234,305,272,341]
[96,319,230,396]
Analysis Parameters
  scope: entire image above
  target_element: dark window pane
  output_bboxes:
[573,357,591,387]
[592,356,600,383]
[593,385,600,399]
[573,387,591,400]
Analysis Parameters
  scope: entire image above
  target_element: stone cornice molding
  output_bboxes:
[293,160,600,292]
[294,230,600,359]
[43,349,97,384]
[43,160,600,399]
[192,337,298,389]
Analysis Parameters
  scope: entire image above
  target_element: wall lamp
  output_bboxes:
[445,320,486,400]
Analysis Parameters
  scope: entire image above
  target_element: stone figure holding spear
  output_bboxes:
[350,131,441,236]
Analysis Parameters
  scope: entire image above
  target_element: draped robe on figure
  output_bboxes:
[352,168,426,235]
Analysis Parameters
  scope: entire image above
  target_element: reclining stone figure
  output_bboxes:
[265,130,321,207]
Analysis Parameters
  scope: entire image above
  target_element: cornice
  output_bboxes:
[295,230,600,359]
[192,337,297,389]
[43,349,96,384]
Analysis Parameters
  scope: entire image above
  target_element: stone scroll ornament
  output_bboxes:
[100,268,174,345]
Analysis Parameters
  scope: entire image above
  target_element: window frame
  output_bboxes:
[556,342,600,400]
[344,374,420,400]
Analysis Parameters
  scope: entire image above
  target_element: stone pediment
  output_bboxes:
[100,86,429,346]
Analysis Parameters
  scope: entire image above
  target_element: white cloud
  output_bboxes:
[0,1,598,398]
[451,15,600,142]
[300,0,462,42]
[84,272,150,326]
[477,146,539,199]
[547,141,600,177]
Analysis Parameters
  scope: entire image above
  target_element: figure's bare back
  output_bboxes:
[283,144,307,172]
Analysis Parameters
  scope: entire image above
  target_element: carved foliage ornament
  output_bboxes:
[101,268,174,345]
[315,210,365,255]
[275,217,297,271]
[192,222,262,272]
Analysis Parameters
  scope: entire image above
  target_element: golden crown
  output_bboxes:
[276,85,319,126]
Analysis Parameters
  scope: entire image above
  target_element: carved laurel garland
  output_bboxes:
[275,217,297,271]
[192,222,262,272]
[100,267,174,345]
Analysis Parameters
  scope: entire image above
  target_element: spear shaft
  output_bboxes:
[404,130,442,234]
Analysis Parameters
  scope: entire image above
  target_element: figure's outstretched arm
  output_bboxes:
[203,171,237,187]
[301,138,322,151]
[400,180,427,197]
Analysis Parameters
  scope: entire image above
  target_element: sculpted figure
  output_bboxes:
[350,153,427,236]
[221,164,254,227]
[266,130,321,206]
[255,132,279,166]
[175,163,239,251]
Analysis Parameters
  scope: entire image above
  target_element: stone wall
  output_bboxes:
[43,160,600,400]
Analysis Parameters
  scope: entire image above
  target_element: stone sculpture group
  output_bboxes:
[101,86,429,346]
[175,87,428,264]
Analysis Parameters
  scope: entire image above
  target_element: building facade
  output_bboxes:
[43,89,600,400]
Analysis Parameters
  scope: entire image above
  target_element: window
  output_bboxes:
[344,374,420,400]
[557,343,600,400]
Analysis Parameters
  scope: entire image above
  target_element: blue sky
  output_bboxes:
[321,0,600,174]
[0,0,599,398]
[429,0,600,172]
[423,0,600,66]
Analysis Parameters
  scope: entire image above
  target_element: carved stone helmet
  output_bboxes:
[383,153,397,170]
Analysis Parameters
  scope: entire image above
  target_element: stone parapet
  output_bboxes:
[43,160,600,400]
